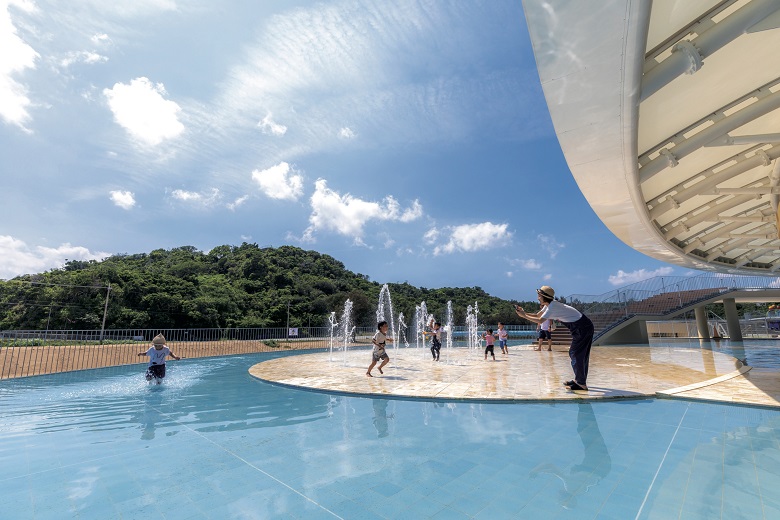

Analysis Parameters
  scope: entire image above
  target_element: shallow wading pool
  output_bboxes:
[1,349,779,519]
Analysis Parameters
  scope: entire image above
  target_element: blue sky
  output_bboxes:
[0,0,686,301]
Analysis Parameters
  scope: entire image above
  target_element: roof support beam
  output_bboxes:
[681,221,747,253]
[705,133,780,146]
[664,194,765,240]
[720,215,771,222]
[641,0,780,101]
[708,185,775,195]
[727,232,776,239]
[640,89,780,183]
[648,145,779,219]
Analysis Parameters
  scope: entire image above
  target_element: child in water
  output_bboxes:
[138,334,181,383]
[423,319,442,361]
[367,321,393,377]
[483,329,496,360]
[497,322,509,354]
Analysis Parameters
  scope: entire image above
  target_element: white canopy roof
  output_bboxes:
[523,0,780,274]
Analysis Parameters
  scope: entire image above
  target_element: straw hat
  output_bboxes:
[152,334,166,346]
[537,286,555,300]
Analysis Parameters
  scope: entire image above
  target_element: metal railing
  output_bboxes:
[566,272,780,340]
[0,324,540,379]
[0,327,358,380]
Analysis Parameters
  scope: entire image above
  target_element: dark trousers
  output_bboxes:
[145,363,166,380]
[564,315,594,385]
[431,340,441,360]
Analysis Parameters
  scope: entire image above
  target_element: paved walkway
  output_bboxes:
[248,344,780,407]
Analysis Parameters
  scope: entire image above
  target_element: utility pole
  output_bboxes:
[286,300,290,340]
[45,305,52,342]
[100,283,111,343]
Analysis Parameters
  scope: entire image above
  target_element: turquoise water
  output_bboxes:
[1,351,779,519]
[649,337,780,369]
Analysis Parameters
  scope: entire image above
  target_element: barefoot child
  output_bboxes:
[423,319,442,361]
[535,307,553,351]
[483,329,496,360]
[367,321,392,377]
[497,322,509,354]
[137,334,181,384]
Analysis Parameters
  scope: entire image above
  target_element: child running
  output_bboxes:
[483,328,496,360]
[367,321,393,377]
[497,322,509,354]
[137,334,181,384]
[423,319,442,361]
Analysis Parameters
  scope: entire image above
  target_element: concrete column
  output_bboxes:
[723,298,743,341]
[694,306,710,340]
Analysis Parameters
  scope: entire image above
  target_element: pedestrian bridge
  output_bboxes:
[567,273,780,344]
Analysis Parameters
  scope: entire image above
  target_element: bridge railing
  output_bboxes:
[566,273,780,340]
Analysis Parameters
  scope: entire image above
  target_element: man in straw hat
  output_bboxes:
[137,334,181,383]
[514,286,594,391]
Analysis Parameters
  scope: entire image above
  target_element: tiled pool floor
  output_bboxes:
[3,348,780,519]
[249,344,780,407]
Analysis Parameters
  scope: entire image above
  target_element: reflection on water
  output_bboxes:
[139,390,163,440]
[372,398,394,438]
[529,403,611,509]
[652,337,780,369]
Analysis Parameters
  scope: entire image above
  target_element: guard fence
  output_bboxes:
[0,325,539,379]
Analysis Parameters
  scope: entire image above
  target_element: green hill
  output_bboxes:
[0,244,538,330]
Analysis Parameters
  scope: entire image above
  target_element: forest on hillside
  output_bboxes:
[0,244,537,331]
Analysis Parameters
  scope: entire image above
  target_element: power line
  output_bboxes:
[1,280,109,290]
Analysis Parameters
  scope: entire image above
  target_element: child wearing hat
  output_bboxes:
[138,334,181,383]
[515,286,594,391]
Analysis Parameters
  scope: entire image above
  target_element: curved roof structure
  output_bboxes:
[523,0,780,274]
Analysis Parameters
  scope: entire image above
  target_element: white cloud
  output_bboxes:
[213,1,536,158]
[608,267,674,286]
[434,222,512,255]
[0,235,110,279]
[423,227,439,244]
[171,188,221,207]
[109,190,135,210]
[506,271,513,278]
[251,162,303,201]
[543,274,552,281]
[60,50,108,68]
[258,113,287,136]
[227,195,249,211]
[103,77,184,146]
[339,127,355,139]
[537,233,565,259]
[378,232,395,248]
[79,0,177,18]
[0,0,39,130]
[510,258,541,270]
[384,197,423,222]
[304,179,422,240]
[90,33,110,44]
